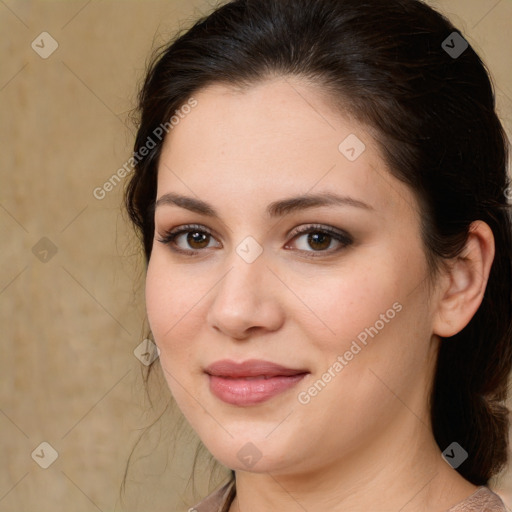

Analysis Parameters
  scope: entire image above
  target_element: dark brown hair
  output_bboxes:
[124,0,512,491]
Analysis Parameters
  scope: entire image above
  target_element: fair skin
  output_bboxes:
[145,77,495,512]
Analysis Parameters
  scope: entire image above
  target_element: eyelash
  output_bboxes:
[156,223,353,258]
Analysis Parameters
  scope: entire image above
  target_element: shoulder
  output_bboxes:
[189,480,235,512]
[188,482,509,512]
[448,486,509,512]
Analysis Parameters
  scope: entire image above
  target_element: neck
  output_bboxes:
[229,412,477,512]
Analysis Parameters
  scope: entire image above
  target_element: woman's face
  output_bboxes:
[146,77,440,476]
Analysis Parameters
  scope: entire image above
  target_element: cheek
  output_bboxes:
[297,260,403,352]
[145,256,171,338]
[145,254,198,350]
[295,243,431,393]
[303,259,432,407]
[145,256,203,402]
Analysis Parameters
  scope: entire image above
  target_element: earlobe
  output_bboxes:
[433,221,495,338]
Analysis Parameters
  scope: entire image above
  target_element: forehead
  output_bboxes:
[156,77,416,219]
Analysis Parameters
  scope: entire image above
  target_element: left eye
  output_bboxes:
[286,226,353,253]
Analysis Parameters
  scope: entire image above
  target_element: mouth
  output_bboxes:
[204,359,309,406]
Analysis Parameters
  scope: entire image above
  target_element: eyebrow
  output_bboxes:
[154,191,373,218]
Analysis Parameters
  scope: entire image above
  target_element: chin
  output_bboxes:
[200,433,299,474]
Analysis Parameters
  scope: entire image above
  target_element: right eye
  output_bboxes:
[157,224,222,255]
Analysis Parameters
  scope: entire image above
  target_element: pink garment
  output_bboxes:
[190,481,509,512]
[448,487,509,512]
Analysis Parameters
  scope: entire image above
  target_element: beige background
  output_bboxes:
[1,1,511,511]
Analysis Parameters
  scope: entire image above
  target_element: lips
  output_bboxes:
[204,359,308,378]
[205,359,309,406]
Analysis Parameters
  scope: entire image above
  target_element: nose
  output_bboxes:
[206,254,285,340]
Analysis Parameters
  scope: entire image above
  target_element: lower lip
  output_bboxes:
[208,373,308,406]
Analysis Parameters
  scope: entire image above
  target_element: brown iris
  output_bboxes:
[307,232,331,251]
[187,231,210,249]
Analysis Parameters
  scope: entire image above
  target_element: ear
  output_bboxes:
[433,221,495,338]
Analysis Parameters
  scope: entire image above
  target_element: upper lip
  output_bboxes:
[204,359,309,378]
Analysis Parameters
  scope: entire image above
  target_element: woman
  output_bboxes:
[124,0,512,510]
